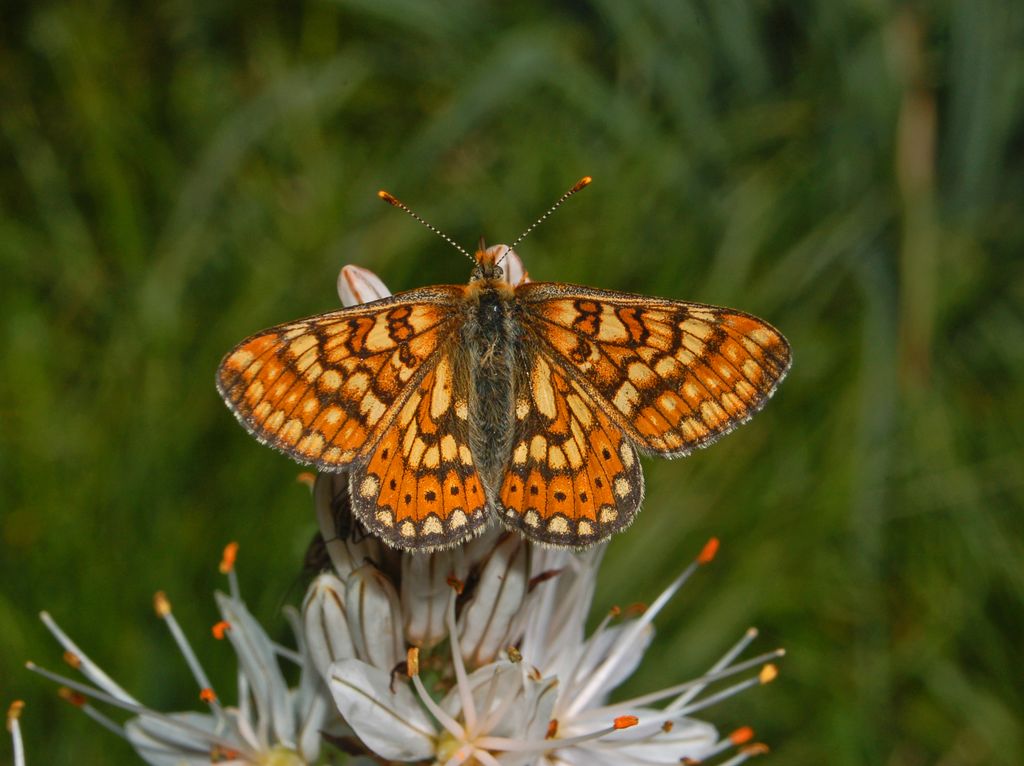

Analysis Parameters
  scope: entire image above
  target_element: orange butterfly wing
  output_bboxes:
[516,283,791,456]
[497,283,790,547]
[351,344,490,550]
[217,286,489,550]
[499,350,643,546]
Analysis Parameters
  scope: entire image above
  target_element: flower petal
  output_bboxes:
[458,535,529,668]
[215,593,296,748]
[312,472,383,580]
[303,572,356,677]
[345,563,405,671]
[561,714,717,764]
[124,712,222,765]
[337,265,391,307]
[327,658,436,760]
[401,549,454,649]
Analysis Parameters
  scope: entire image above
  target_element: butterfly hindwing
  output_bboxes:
[217,286,464,468]
[499,349,644,547]
[516,283,791,457]
[349,341,490,550]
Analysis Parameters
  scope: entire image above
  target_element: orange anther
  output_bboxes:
[153,590,171,617]
[211,620,231,640]
[507,646,522,663]
[57,688,85,707]
[613,715,639,730]
[742,743,771,756]
[546,719,559,739]
[219,542,239,574]
[199,687,217,704]
[296,471,316,488]
[211,745,242,760]
[608,605,622,618]
[446,575,465,594]
[662,721,674,733]
[573,176,593,191]
[7,700,24,725]
[697,537,720,565]
[730,726,755,744]
[625,602,647,617]
[62,651,81,670]
[759,664,778,684]
[406,647,420,677]
[378,190,399,205]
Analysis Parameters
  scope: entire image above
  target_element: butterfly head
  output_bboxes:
[471,243,510,282]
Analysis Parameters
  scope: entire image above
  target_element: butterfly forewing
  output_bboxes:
[515,283,791,457]
[216,286,464,467]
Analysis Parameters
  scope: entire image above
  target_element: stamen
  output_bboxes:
[759,664,779,684]
[378,190,474,263]
[565,540,710,717]
[613,715,638,729]
[38,612,137,704]
[219,542,238,574]
[587,649,785,714]
[57,687,85,707]
[697,537,720,564]
[59,688,126,738]
[667,627,760,712]
[507,176,593,254]
[199,688,217,704]
[407,647,420,677]
[476,715,635,752]
[446,594,478,734]
[25,661,245,753]
[411,673,465,740]
[295,471,316,489]
[731,726,755,744]
[63,651,81,670]
[673,668,774,717]
[211,620,231,640]
[153,592,223,719]
[219,542,240,600]
[6,701,24,766]
[718,742,770,765]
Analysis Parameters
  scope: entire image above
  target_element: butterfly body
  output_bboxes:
[218,246,791,551]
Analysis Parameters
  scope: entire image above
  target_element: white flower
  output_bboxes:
[301,257,782,766]
[28,544,329,765]
[31,253,782,765]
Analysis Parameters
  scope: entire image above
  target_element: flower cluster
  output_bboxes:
[25,257,782,765]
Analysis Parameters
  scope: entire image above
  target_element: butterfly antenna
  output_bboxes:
[378,190,475,264]
[502,176,593,264]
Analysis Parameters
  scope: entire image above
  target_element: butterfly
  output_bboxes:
[217,179,791,551]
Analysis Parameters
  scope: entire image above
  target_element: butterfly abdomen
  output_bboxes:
[464,284,520,496]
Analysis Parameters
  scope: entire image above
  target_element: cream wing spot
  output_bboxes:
[619,442,635,468]
[360,475,380,498]
[547,516,569,534]
[319,369,342,392]
[613,381,640,415]
[531,356,557,419]
[422,516,443,535]
[288,334,318,356]
[529,435,548,461]
[614,477,630,498]
[430,357,452,419]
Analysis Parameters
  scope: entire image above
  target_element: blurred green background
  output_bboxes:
[2,1,1022,763]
